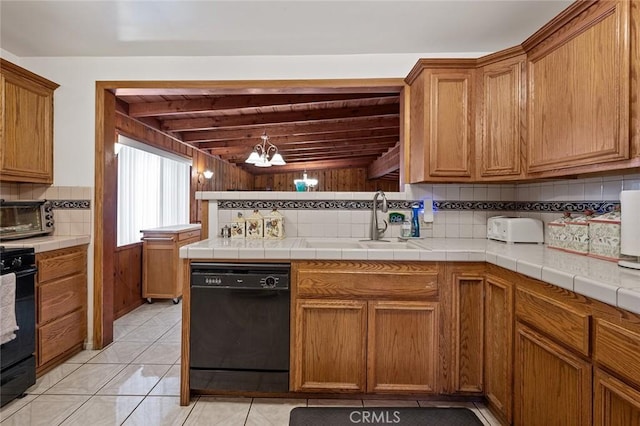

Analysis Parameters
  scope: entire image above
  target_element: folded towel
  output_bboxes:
[1,273,19,345]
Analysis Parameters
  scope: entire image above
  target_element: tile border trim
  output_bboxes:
[218,199,620,213]
[50,200,91,209]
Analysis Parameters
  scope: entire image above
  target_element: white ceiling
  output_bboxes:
[1,1,573,57]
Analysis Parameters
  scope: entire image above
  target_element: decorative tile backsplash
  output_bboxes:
[210,172,640,240]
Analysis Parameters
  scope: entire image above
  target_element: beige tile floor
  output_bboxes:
[1,301,502,425]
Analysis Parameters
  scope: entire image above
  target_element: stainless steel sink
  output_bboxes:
[303,239,363,249]
[303,238,420,250]
[359,240,418,249]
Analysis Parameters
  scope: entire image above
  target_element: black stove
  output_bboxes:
[0,245,37,407]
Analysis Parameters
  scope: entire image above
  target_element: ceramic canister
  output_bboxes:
[563,210,594,255]
[547,212,572,250]
[230,212,245,239]
[245,210,264,239]
[264,208,285,240]
[588,208,621,261]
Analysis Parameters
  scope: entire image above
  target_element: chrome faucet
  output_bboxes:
[369,190,389,241]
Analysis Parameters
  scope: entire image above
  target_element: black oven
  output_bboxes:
[0,247,36,407]
[190,263,290,393]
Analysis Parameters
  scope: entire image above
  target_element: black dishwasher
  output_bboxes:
[190,262,290,393]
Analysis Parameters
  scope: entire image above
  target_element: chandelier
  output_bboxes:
[245,131,286,167]
[293,170,318,191]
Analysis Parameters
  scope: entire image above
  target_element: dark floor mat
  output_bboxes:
[289,406,485,426]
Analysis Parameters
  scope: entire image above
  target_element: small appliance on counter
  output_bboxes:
[487,216,544,244]
[619,190,640,270]
[0,200,54,240]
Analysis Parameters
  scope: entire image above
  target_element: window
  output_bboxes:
[117,137,191,246]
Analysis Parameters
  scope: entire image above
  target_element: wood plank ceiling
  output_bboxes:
[115,88,401,181]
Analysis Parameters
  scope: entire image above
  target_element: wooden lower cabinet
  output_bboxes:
[514,322,592,426]
[292,298,439,394]
[292,299,367,393]
[446,263,485,395]
[142,226,200,302]
[484,273,514,425]
[35,245,88,374]
[594,369,640,426]
[367,300,438,393]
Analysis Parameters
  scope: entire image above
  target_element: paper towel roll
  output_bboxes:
[621,190,640,256]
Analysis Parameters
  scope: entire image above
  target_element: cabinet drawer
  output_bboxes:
[38,309,85,366]
[516,287,590,356]
[296,261,439,298]
[37,247,86,283]
[38,273,86,324]
[594,319,640,387]
[178,230,201,241]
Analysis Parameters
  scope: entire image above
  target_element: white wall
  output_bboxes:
[13,52,481,186]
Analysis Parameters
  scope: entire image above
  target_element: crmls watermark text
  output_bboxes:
[349,410,401,424]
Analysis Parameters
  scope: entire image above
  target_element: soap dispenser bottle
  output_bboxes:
[411,204,420,238]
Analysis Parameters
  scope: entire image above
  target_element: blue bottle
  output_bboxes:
[411,204,420,238]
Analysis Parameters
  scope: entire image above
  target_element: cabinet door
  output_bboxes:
[292,299,367,393]
[527,0,630,174]
[515,322,592,426]
[142,237,178,299]
[1,69,55,183]
[367,300,438,393]
[409,67,474,182]
[478,55,525,179]
[484,274,514,424]
[594,368,640,426]
[448,266,484,394]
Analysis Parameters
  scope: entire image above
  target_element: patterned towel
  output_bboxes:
[1,273,19,345]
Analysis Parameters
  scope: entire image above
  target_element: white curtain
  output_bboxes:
[117,144,190,246]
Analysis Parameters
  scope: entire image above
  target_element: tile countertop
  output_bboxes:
[140,224,202,233]
[0,235,91,253]
[180,237,640,315]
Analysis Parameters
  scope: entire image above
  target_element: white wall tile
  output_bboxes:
[553,183,569,201]
[446,185,461,201]
[584,182,603,200]
[460,186,474,200]
[567,182,585,200]
[603,180,623,200]
[473,185,487,201]
[486,185,501,201]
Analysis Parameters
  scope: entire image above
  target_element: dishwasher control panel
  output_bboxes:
[191,263,290,290]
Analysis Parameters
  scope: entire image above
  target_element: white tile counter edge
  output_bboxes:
[180,237,640,315]
[1,235,91,253]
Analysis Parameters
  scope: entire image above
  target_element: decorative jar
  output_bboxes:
[547,212,572,250]
[563,210,594,255]
[246,210,264,239]
[230,212,245,239]
[264,208,285,240]
[588,208,621,261]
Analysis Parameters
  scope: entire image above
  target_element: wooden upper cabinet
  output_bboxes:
[476,49,526,180]
[0,59,58,184]
[524,0,631,175]
[406,60,475,182]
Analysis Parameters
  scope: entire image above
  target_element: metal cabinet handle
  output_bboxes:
[141,237,175,241]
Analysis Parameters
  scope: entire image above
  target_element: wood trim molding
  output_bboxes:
[0,58,59,90]
[476,46,526,68]
[521,0,598,53]
[405,59,478,85]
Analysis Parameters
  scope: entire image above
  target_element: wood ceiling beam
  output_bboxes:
[227,150,386,165]
[182,116,400,142]
[207,136,399,156]
[128,94,398,117]
[368,143,400,179]
[161,104,399,132]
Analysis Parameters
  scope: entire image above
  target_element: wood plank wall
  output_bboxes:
[253,167,400,192]
[113,243,143,320]
[115,113,254,223]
